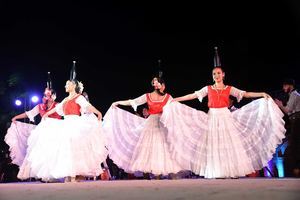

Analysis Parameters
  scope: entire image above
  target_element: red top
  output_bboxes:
[63,95,81,116]
[39,102,61,119]
[146,93,170,114]
[208,85,231,108]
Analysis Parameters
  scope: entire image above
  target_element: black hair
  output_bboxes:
[154,77,165,85]
[44,88,56,97]
[151,76,166,95]
[213,66,225,72]
[150,70,166,95]
[282,78,295,87]
[50,88,56,96]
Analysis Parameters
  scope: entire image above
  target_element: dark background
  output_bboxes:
[0,1,300,120]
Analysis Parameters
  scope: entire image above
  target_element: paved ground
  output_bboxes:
[0,178,299,200]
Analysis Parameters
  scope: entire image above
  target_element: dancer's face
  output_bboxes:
[44,88,52,98]
[65,80,75,93]
[212,67,225,83]
[152,78,162,90]
[43,88,56,103]
[283,84,293,93]
[49,93,56,102]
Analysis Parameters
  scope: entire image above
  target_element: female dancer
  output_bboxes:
[17,62,108,182]
[161,48,286,178]
[5,72,61,167]
[103,72,182,177]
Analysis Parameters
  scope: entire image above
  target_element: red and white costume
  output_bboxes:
[103,93,182,175]
[17,95,107,180]
[5,102,60,167]
[161,85,286,178]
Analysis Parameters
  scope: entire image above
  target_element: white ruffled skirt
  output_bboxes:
[5,121,36,166]
[103,107,182,175]
[161,98,286,178]
[17,114,108,180]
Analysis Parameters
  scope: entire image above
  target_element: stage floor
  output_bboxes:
[0,178,299,200]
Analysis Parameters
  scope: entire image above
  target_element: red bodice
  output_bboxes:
[208,85,231,108]
[39,102,61,119]
[146,93,170,114]
[63,95,81,116]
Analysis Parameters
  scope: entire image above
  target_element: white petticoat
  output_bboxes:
[103,107,182,175]
[18,114,108,179]
[5,121,36,166]
[161,98,286,178]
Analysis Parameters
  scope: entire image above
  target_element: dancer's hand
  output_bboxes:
[112,102,119,108]
[11,117,17,123]
[42,113,49,120]
[274,99,283,107]
[262,93,271,99]
[97,112,103,121]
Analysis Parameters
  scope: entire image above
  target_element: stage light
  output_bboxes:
[15,99,22,106]
[31,95,39,103]
[264,160,274,177]
[275,157,285,178]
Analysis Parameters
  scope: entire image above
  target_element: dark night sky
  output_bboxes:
[1,1,300,113]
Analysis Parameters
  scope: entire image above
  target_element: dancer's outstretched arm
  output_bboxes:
[174,93,198,102]
[11,113,28,122]
[42,107,56,119]
[112,100,131,107]
[243,92,270,99]
[112,94,147,112]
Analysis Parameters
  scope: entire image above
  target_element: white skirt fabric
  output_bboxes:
[161,98,286,178]
[5,121,36,166]
[103,107,182,175]
[18,114,108,180]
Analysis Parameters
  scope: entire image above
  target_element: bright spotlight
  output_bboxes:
[15,99,22,106]
[31,96,39,103]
